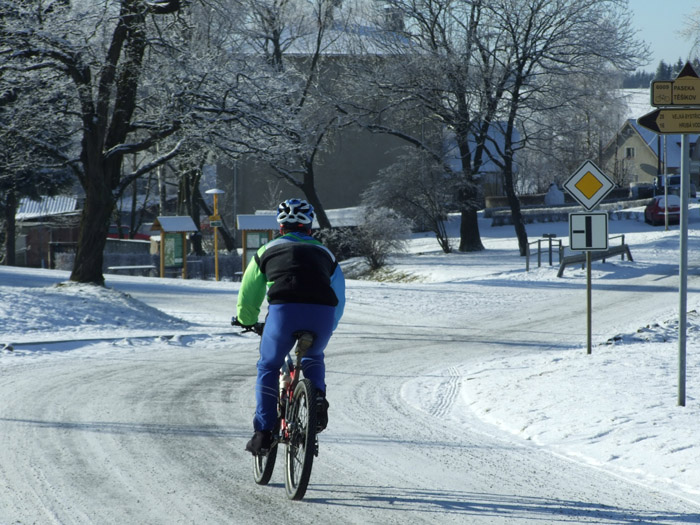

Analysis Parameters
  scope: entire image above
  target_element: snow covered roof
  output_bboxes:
[627,119,700,170]
[243,207,361,229]
[238,214,278,230]
[16,195,79,220]
[151,216,198,232]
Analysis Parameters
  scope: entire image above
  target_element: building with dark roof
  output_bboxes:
[601,118,700,190]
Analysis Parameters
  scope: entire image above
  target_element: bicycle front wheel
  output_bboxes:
[284,378,318,500]
[253,441,278,485]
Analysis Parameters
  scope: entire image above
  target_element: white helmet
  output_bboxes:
[276,198,315,226]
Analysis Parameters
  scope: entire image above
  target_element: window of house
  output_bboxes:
[625,147,635,159]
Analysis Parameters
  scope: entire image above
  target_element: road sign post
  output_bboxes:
[679,135,689,406]
[564,161,615,355]
[205,188,225,281]
[638,61,698,407]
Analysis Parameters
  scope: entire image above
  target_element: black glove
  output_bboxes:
[232,317,264,335]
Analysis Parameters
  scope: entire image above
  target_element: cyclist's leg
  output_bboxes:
[295,304,334,392]
[254,307,294,431]
[262,303,334,393]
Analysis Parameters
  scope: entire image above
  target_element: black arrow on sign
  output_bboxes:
[637,109,661,133]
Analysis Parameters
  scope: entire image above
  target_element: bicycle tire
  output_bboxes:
[253,441,278,485]
[284,378,318,500]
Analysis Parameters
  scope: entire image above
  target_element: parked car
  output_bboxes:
[644,195,681,226]
[107,224,151,240]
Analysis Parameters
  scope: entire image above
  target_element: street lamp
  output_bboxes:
[205,188,225,281]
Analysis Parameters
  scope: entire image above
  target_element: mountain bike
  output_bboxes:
[232,317,319,500]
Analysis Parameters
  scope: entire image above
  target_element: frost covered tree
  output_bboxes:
[362,146,457,253]
[0,69,74,265]
[351,207,412,271]
[218,0,359,229]
[474,0,645,255]
[357,0,645,255]
[1,0,187,284]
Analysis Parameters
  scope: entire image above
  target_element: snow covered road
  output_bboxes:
[2,258,699,523]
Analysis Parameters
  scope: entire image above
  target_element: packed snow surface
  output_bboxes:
[2,209,700,523]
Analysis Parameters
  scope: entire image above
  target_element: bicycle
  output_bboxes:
[232,317,320,500]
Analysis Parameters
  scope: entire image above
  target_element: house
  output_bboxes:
[212,17,438,229]
[601,119,700,192]
[444,123,520,198]
[14,195,81,268]
[216,125,409,229]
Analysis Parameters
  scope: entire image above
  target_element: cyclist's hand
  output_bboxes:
[232,317,264,336]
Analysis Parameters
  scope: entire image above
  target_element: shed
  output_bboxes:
[151,216,198,278]
[237,214,277,272]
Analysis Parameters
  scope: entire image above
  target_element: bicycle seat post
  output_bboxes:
[292,331,315,370]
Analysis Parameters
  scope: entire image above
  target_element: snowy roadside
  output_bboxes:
[2,212,700,509]
[403,318,700,507]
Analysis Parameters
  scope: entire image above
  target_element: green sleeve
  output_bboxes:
[236,251,267,325]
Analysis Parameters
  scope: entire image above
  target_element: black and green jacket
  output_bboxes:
[236,232,345,329]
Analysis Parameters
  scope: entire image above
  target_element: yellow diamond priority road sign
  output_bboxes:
[564,160,615,210]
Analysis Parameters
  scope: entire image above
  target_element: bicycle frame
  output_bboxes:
[276,331,314,447]
[233,317,318,499]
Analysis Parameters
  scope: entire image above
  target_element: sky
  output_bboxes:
[629,0,700,70]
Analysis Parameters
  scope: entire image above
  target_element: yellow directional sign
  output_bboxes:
[650,62,700,106]
[563,160,615,211]
[672,75,700,105]
[651,81,673,106]
[638,108,700,134]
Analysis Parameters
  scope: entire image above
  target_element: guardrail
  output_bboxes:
[556,235,632,277]
[526,234,563,271]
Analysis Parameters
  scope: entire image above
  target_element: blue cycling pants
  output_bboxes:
[254,302,335,431]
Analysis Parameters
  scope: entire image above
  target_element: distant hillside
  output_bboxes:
[620,88,652,122]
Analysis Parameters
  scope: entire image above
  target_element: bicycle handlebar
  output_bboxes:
[231,316,265,336]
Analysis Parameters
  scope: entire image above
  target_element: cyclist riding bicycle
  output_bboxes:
[236,198,346,455]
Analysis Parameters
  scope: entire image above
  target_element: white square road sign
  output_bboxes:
[569,213,608,251]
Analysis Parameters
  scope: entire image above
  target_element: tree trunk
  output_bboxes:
[503,173,528,255]
[70,173,114,285]
[3,189,17,266]
[502,83,528,256]
[454,126,484,252]
[302,185,331,230]
[299,162,331,230]
[458,206,484,252]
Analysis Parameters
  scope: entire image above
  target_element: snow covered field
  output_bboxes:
[2,208,700,523]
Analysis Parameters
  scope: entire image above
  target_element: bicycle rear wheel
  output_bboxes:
[284,378,317,500]
[253,442,278,485]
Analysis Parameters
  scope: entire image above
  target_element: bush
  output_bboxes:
[347,207,412,271]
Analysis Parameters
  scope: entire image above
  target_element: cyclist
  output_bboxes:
[236,198,345,455]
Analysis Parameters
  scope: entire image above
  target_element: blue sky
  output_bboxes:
[629,0,699,70]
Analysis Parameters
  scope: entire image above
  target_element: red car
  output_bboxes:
[644,195,680,226]
[107,224,151,240]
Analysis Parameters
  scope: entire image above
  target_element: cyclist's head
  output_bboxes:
[277,198,314,233]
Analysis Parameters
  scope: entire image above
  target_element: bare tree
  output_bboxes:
[1,0,186,284]
[217,0,358,229]
[353,0,644,255]
[362,146,457,253]
[350,0,500,252]
[478,0,646,255]
[349,207,412,271]
[0,66,74,265]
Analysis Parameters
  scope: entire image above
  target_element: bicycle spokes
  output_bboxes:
[284,379,317,500]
